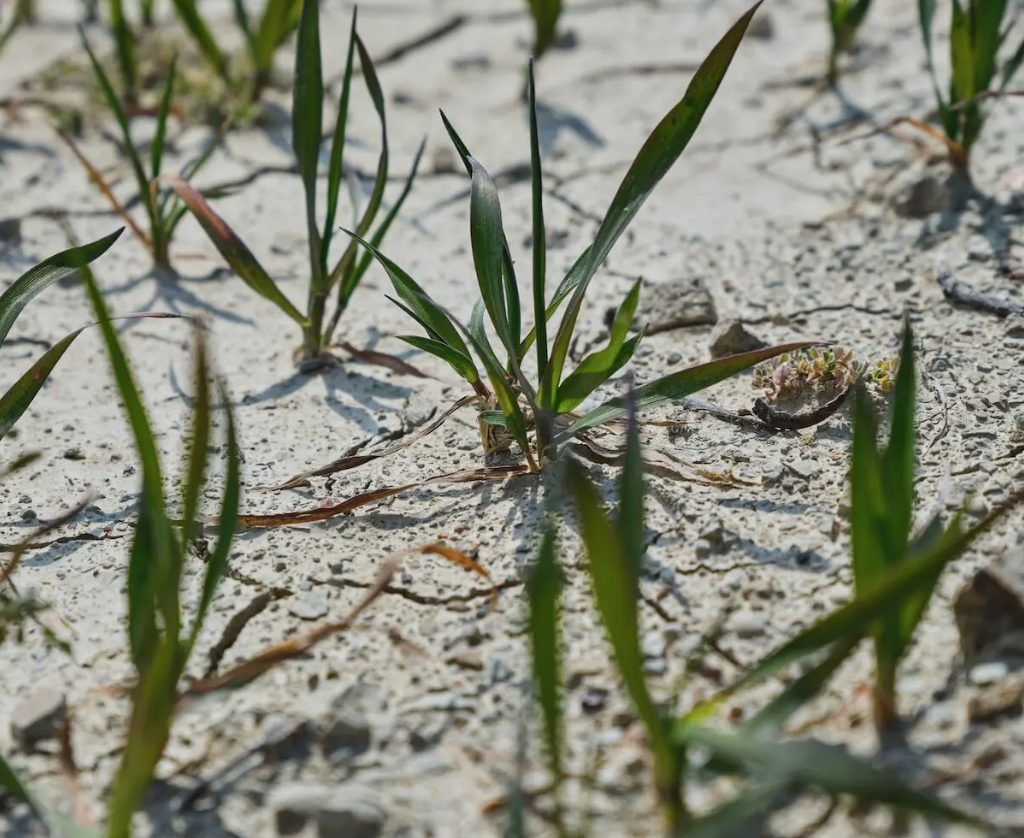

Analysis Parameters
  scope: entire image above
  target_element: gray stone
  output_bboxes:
[316,785,387,838]
[969,661,1009,686]
[0,217,21,241]
[786,458,818,480]
[641,630,667,659]
[267,782,330,835]
[954,549,1024,661]
[401,692,475,713]
[894,175,947,218]
[632,277,717,335]
[731,611,767,639]
[289,587,329,621]
[10,689,66,749]
[321,706,371,758]
[708,319,768,359]
[967,675,1024,722]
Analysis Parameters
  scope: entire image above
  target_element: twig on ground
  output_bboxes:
[751,384,853,431]
[937,268,1024,317]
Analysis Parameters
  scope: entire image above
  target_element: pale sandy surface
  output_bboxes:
[2,0,1024,836]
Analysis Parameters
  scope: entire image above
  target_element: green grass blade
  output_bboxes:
[169,0,228,81]
[166,174,306,326]
[439,109,473,175]
[188,378,239,650]
[0,228,122,348]
[558,341,816,441]
[0,752,99,838]
[515,245,592,360]
[527,60,548,378]
[527,0,562,58]
[321,9,357,275]
[1000,33,1024,89]
[293,0,324,294]
[79,27,158,233]
[527,521,564,796]
[543,2,762,410]
[468,156,516,357]
[679,728,985,828]
[399,334,479,384]
[108,0,137,98]
[339,229,474,363]
[332,31,391,297]
[567,458,663,756]
[618,384,645,584]
[231,0,256,53]
[253,0,302,72]
[179,329,210,552]
[680,783,782,838]
[341,137,426,312]
[554,279,641,414]
[151,57,177,182]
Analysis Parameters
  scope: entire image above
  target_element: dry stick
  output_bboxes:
[569,437,757,487]
[751,384,853,431]
[203,590,284,678]
[264,394,479,491]
[837,116,966,168]
[937,268,1024,318]
[236,465,531,529]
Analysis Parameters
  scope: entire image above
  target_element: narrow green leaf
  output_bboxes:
[292,0,324,293]
[527,522,563,789]
[399,334,479,384]
[527,60,548,378]
[680,783,783,838]
[440,110,473,175]
[679,728,985,827]
[527,0,562,58]
[468,156,515,357]
[151,57,177,182]
[558,341,817,441]
[107,0,137,98]
[169,0,228,81]
[180,330,210,551]
[166,174,306,326]
[618,383,645,585]
[0,228,123,348]
[567,459,662,750]
[321,9,358,275]
[0,312,182,441]
[253,0,302,72]
[543,2,762,410]
[554,280,642,414]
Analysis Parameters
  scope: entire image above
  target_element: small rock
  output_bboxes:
[641,630,667,659]
[581,688,607,714]
[969,661,1009,686]
[973,742,1008,769]
[698,518,725,545]
[10,689,66,749]
[745,12,774,39]
[954,549,1024,660]
[708,319,768,359]
[786,458,818,480]
[267,782,330,835]
[894,175,947,218]
[317,785,387,838]
[967,675,1024,722]
[488,654,511,685]
[401,692,475,713]
[321,706,371,758]
[0,217,21,241]
[631,276,717,335]
[289,588,329,621]
[693,538,713,558]
[731,611,766,639]
[447,649,484,671]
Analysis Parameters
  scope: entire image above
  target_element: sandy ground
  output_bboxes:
[2,0,1024,836]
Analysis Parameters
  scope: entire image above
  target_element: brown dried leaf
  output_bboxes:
[335,339,431,379]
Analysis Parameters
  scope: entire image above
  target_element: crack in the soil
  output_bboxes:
[0,530,124,552]
[324,575,521,608]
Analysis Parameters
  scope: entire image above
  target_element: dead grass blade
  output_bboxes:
[334,339,431,378]
[569,437,756,487]
[265,394,478,491]
[839,116,967,167]
[237,464,530,528]
[56,130,151,252]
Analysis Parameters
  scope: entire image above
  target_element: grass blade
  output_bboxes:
[0,228,122,348]
[321,9,357,276]
[151,57,177,182]
[543,2,762,410]
[399,334,479,384]
[527,521,564,804]
[166,174,306,326]
[169,0,228,81]
[527,0,562,58]
[179,329,210,552]
[527,60,548,378]
[558,341,817,441]
[292,0,324,297]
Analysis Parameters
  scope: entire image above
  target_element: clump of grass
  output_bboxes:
[826,0,874,83]
[170,2,422,367]
[919,0,1024,169]
[65,30,220,274]
[0,258,240,837]
[534,359,1007,834]
[0,228,128,441]
[752,346,858,401]
[351,3,813,470]
[170,0,301,106]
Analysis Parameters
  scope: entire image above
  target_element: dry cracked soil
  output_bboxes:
[2,0,1024,836]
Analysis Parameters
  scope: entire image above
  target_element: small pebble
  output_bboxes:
[969,661,1009,686]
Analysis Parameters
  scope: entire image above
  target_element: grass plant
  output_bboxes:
[533,321,1019,833]
[826,0,873,83]
[169,1,422,366]
[525,0,562,63]
[67,30,220,273]
[919,0,1024,168]
[349,3,814,471]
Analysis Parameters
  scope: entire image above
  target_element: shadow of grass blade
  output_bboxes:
[542,1,763,407]
[0,229,123,347]
[527,521,564,805]
[166,174,306,326]
[558,340,818,442]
